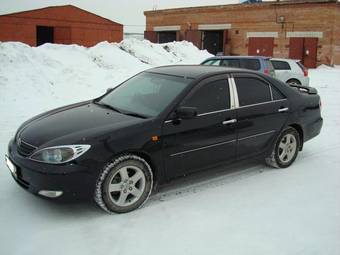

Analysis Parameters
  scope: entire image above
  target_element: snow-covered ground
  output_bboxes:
[0,40,339,255]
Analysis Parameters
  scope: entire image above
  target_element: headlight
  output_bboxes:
[30,145,91,164]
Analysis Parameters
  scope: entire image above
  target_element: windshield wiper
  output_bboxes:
[94,101,123,114]
[122,111,148,119]
[94,101,148,119]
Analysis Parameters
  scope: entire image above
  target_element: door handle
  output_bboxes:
[222,119,237,125]
[278,107,289,113]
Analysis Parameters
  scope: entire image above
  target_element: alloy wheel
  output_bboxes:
[278,133,297,163]
[107,165,146,207]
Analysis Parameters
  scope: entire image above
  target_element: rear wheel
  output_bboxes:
[266,127,300,168]
[287,79,301,85]
[94,154,153,213]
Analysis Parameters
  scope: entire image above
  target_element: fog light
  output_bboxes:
[38,190,63,198]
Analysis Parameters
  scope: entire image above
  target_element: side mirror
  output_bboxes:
[175,106,197,120]
[106,88,113,93]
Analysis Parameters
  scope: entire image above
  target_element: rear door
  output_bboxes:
[232,73,290,159]
[162,74,237,179]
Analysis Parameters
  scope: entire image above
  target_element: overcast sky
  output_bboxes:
[0,0,239,33]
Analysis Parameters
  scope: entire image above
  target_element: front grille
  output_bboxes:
[17,139,37,157]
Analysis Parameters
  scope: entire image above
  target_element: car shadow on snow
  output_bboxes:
[146,159,271,208]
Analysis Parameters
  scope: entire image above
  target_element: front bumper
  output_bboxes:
[6,139,99,200]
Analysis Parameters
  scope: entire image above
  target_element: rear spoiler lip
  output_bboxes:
[290,84,318,94]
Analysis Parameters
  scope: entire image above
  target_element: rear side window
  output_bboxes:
[271,60,291,70]
[296,61,306,71]
[240,59,261,71]
[271,86,285,100]
[221,59,240,68]
[202,59,221,66]
[182,79,230,114]
[235,77,271,106]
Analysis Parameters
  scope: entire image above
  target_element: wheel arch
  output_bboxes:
[123,150,160,188]
[288,123,304,151]
[286,78,301,85]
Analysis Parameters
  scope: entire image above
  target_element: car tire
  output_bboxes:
[265,127,300,169]
[287,79,301,85]
[94,154,153,213]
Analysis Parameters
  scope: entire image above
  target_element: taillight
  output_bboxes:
[303,68,308,77]
[264,69,270,75]
[297,61,308,77]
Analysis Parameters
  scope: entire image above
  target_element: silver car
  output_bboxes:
[271,58,310,86]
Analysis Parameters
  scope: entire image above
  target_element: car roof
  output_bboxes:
[270,58,300,62]
[146,65,247,79]
[204,55,270,60]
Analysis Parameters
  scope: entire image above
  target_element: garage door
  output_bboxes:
[289,37,318,68]
[248,37,274,57]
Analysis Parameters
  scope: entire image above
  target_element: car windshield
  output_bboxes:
[98,72,193,117]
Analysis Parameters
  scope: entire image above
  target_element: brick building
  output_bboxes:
[144,0,340,67]
[0,5,123,47]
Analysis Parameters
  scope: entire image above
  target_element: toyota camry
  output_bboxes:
[5,65,323,213]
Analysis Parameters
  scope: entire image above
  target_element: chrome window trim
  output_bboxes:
[170,139,236,157]
[197,108,233,117]
[228,77,236,109]
[269,85,274,101]
[236,98,287,109]
[230,77,239,108]
[164,99,287,124]
[238,130,276,141]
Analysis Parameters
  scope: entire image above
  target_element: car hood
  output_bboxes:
[18,101,146,147]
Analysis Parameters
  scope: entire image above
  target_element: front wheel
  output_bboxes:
[94,154,153,213]
[266,127,300,168]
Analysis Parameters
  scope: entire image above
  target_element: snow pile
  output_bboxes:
[119,38,211,66]
[0,39,212,122]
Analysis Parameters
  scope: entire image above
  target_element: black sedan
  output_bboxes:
[5,65,323,213]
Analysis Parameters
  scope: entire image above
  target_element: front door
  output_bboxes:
[232,74,290,159]
[162,75,237,179]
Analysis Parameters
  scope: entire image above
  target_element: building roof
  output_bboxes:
[0,5,123,26]
[144,0,338,15]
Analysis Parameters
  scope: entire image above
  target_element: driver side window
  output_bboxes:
[181,79,230,114]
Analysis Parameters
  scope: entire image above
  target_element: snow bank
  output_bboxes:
[119,38,211,66]
[0,39,212,124]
